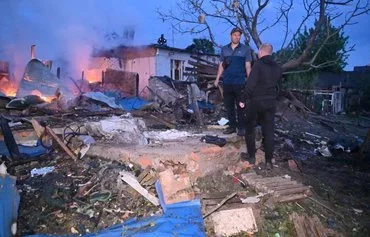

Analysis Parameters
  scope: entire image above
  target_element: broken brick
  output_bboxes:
[288,160,300,172]
[159,169,195,204]
[137,155,153,168]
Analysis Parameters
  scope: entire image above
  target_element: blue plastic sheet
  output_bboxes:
[0,174,20,237]
[119,97,149,111]
[26,181,206,237]
[0,140,47,159]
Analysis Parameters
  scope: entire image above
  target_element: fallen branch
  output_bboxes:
[308,197,344,219]
[203,192,237,219]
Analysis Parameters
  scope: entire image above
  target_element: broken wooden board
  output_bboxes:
[45,126,77,160]
[290,212,343,237]
[120,171,159,206]
[241,172,311,203]
[137,167,157,187]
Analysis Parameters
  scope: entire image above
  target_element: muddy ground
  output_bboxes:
[5,110,370,236]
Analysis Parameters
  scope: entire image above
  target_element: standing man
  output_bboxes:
[239,44,282,170]
[214,27,252,136]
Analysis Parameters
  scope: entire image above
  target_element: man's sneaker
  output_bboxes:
[223,127,236,134]
[237,129,245,136]
[241,152,255,164]
[264,161,273,170]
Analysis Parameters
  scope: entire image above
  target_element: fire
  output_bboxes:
[0,76,17,97]
[31,90,55,103]
[85,69,103,83]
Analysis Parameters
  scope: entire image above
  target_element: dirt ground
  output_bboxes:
[4,110,370,236]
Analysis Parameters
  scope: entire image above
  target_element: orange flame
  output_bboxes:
[0,76,17,97]
[31,90,55,103]
[85,69,103,84]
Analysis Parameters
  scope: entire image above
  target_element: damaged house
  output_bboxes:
[86,44,219,99]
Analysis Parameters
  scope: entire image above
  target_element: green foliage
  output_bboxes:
[283,71,317,90]
[185,38,215,54]
[276,22,349,72]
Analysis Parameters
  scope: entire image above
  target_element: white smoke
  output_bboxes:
[0,0,138,82]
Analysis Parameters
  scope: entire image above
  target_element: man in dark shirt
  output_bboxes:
[239,43,282,170]
[214,27,252,136]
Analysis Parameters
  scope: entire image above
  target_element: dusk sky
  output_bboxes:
[0,0,369,80]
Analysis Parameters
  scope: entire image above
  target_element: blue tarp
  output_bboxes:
[0,140,47,159]
[0,174,20,237]
[25,181,206,237]
[119,97,149,111]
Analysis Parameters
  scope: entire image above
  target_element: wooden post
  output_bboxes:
[190,83,204,127]
[31,45,36,59]
[57,67,61,79]
[136,74,139,97]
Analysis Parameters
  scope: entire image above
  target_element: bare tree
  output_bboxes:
[158,0,370,71]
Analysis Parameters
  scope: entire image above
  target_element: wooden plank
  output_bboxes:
[190,56,219,67]
[31,118,45,138]
[183,72,216,79]
[312,215,328,237]
[255,181,297,192]
[271,183,304,191]
[274,187,310,197]
[277,193,308,203]
[137,168,151,183]
[248,177,288,185]
[120,171,159,206]
[291,212,308,237]
[303,215,317,237]
[262,180,297,188]
[45,126,77,160]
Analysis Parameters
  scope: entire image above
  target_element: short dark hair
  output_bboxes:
[230,27,243,35]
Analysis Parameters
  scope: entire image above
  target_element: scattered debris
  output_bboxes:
[46,126,77,160]
[85,115,147,145]
[217,117,229,126]
[30,166,55,177]
[203,192,237,219]
[240,193,267,204]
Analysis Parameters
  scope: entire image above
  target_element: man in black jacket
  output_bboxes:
[239,43,282,170]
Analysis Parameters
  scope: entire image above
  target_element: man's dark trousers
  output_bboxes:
[245,99,276,161]
[223,84,246,131]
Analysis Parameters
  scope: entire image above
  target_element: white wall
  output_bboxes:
[123,57,155,97]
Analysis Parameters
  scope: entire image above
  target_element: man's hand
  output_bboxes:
[214,79,219,88]
[239,102,245,108]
